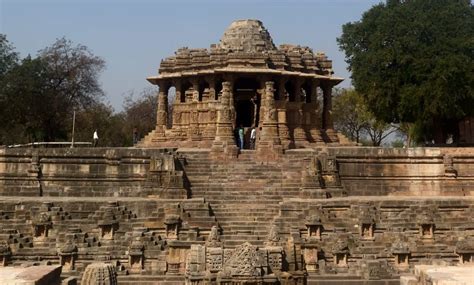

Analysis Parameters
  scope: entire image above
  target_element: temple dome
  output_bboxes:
[219,19,276,53]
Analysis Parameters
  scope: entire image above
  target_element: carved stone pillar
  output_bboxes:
[191,78,200,102]
[293,78,307,146]
[202,76,217,144]
[277,78,291,149]
[156,81,169,133]
[207,76,216,102]
[257,81,282,160]
[309,79,324,144]
[187,78,201,144]
[322,82,338,142]
[211,81,238,159]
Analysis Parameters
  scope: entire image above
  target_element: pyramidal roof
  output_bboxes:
[218,19,276,52]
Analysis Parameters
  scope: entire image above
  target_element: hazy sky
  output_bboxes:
[1,0,382,110]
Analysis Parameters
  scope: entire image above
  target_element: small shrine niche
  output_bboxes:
[58,243,78,271]
[456,239,474,264]
[99,224,116,240]
[460,253,474,264]
[32,212,52,240]
[305,216,323,240]
[164,215,181,240]
[395,253,409,268]
[332,239,349,267]
[417,209,436,239]
[335,252,348,267]
[98,209,118,240]
[62,255,74,270]
[392,240,410,269]
[128,238,145,273]
[420,223,434,239]
[34,224,49,238]
[360,222,375,240]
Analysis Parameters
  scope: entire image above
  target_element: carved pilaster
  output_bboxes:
[293,77,307,146]
[308,79,324,144]
[206,76,216,101]
[322,82,338,142]
[211,81,238,159]
[156,81,170,136]
[191,78,200,102]
[257,81,282,160]
[277,77,291,149]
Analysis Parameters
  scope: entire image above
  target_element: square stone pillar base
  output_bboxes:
[210,140,239,162]
[256,141,283,162]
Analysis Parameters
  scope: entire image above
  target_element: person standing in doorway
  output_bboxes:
[250,127,256,149]
[238,125,244,150]
[93,129,99,147]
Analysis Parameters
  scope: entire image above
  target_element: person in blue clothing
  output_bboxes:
[238,125,244,149]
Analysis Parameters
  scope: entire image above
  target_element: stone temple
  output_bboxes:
[140,19,347,155]
[0,20,474,285]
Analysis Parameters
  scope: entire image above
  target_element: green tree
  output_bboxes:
[0,34,18,77]
[338,0,474,144]
[121,87,158,145]
[333,88,397,146]
[0,37,106,144]
[333,88,369,143]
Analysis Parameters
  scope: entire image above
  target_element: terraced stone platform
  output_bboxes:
[0,147,473,284]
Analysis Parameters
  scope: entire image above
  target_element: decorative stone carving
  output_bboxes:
[0,241,11,267]
[206,247,223,273]
[206,225,221,247]
[185,244,206,278]
[265,224,280,246]
[318,152,342,191]
[81,262,117,285]
[303,246,318,273]
[220,242,265,277]
[58,242,78,271]
[27,151,42,180]
[361,260,392,280]
[266,246,283,273]
[443,154,457,177]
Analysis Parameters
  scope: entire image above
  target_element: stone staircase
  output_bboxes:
[180,149,308,248]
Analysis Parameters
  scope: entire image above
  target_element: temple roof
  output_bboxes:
[219,19,276,53]
[148,19,343,84]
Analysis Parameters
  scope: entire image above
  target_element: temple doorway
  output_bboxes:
[234,78,260,149]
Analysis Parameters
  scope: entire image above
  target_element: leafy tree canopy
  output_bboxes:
[338,0,474,143]
[0,36,106,144]
[333,88,398,146]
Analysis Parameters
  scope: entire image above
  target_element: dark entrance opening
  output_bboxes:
[233,78,260,149]
[236,100,254,128]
